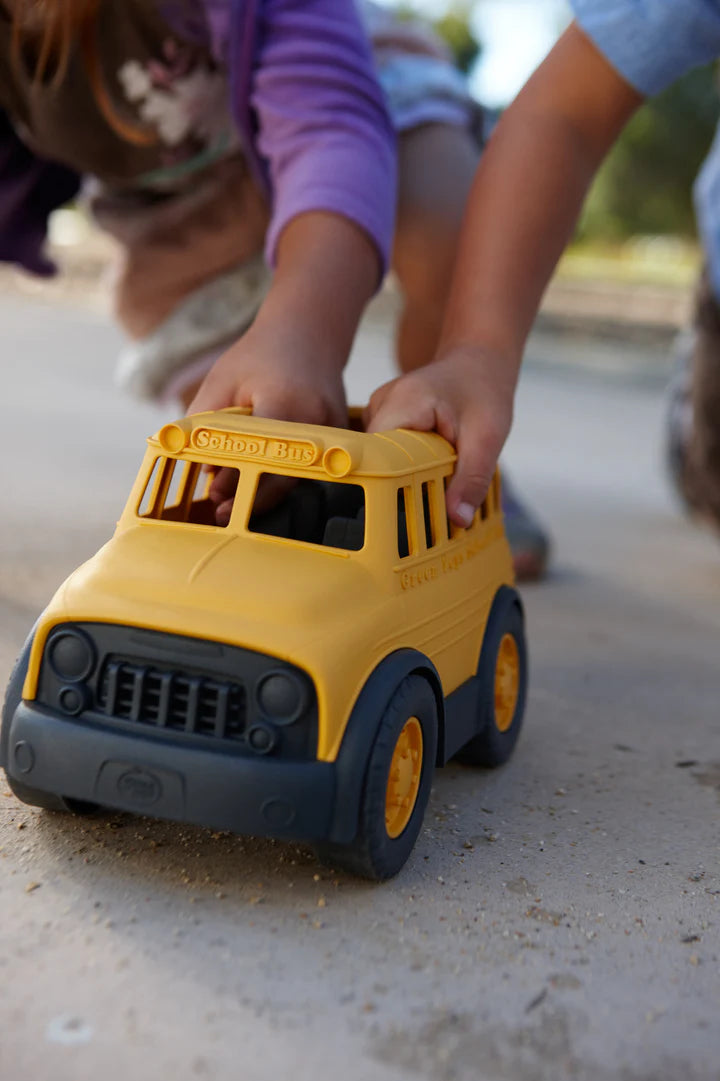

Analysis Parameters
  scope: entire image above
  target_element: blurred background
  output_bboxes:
[385,0,717,309]
[10,0,717,340]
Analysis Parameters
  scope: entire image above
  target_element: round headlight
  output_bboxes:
[47,628,95,682]
[256,671,306,725]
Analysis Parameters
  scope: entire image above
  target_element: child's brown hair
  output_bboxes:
[11,0,153,144]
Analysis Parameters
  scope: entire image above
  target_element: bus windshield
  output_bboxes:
[138,458,366,550]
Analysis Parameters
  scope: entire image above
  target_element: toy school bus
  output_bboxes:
[1,409,527,879]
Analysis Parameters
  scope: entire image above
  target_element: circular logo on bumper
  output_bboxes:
[116,768,162,806]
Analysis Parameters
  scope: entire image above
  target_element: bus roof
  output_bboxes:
[149,409,457,479]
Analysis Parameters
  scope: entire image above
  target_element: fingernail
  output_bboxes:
[456,502,475,528]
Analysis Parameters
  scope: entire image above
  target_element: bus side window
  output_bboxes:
[479,470,503,522]
[138,457,163,518]
[421,480,438,549]
[397,486,416,558]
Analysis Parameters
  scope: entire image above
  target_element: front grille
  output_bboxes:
[97,661,247,741]
[37,624,318,760]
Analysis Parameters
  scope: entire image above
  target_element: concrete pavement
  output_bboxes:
[0,294,718,1081]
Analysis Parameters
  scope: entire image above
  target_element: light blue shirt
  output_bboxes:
[571,0,720,296]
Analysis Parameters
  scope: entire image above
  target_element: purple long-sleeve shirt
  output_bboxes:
[0,0,397,277]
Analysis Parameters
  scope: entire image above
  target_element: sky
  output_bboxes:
[374,0,571,106]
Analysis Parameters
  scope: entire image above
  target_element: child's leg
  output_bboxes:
[393,122,479,373]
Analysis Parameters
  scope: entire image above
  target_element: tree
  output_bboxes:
[432,6,481,73]
[579,65,720,239]
[395,3,482,73]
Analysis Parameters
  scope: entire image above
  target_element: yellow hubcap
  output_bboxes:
[385,717,424,839]
[494,633,520,733]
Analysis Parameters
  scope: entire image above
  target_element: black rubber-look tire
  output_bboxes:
[2,637,33,764]
[6,775,77,812]
[2,636,97,815]
[316,674,438,881]
[457,593,527,768]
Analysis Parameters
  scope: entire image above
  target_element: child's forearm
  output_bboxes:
[439,24,643,369]
[365,25,644,524]
[254,210,379,373]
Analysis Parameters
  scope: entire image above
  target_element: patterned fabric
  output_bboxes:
[116,41,240,187]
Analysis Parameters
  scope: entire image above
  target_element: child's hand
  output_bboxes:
[187,320,348,527]
[365,346,515,527]
[186,210,377,527]
[187,321,348,429]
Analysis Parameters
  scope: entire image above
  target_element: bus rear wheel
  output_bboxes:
[458,592,527,768]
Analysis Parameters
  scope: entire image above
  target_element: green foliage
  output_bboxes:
[395,3,481,73]
[432,7,481,73]
[579,65,720,240]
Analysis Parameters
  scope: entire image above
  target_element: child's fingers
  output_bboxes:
[252,473,296,515]
[188,374,346,430]
[445,415,508,527]
[249,386,345,428]
[367,378,508,526]
[208,467,239,507]
[364,378,439,435]
[187,370,247,416]
[214,497,235,528]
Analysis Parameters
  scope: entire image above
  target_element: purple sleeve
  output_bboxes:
[250,0,397,277]
[0,111,81,277]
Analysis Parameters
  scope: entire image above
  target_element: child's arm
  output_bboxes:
[188,209,378,424]
[370,0,720,524]
[367,22,643,525]
[189,0,396,422]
